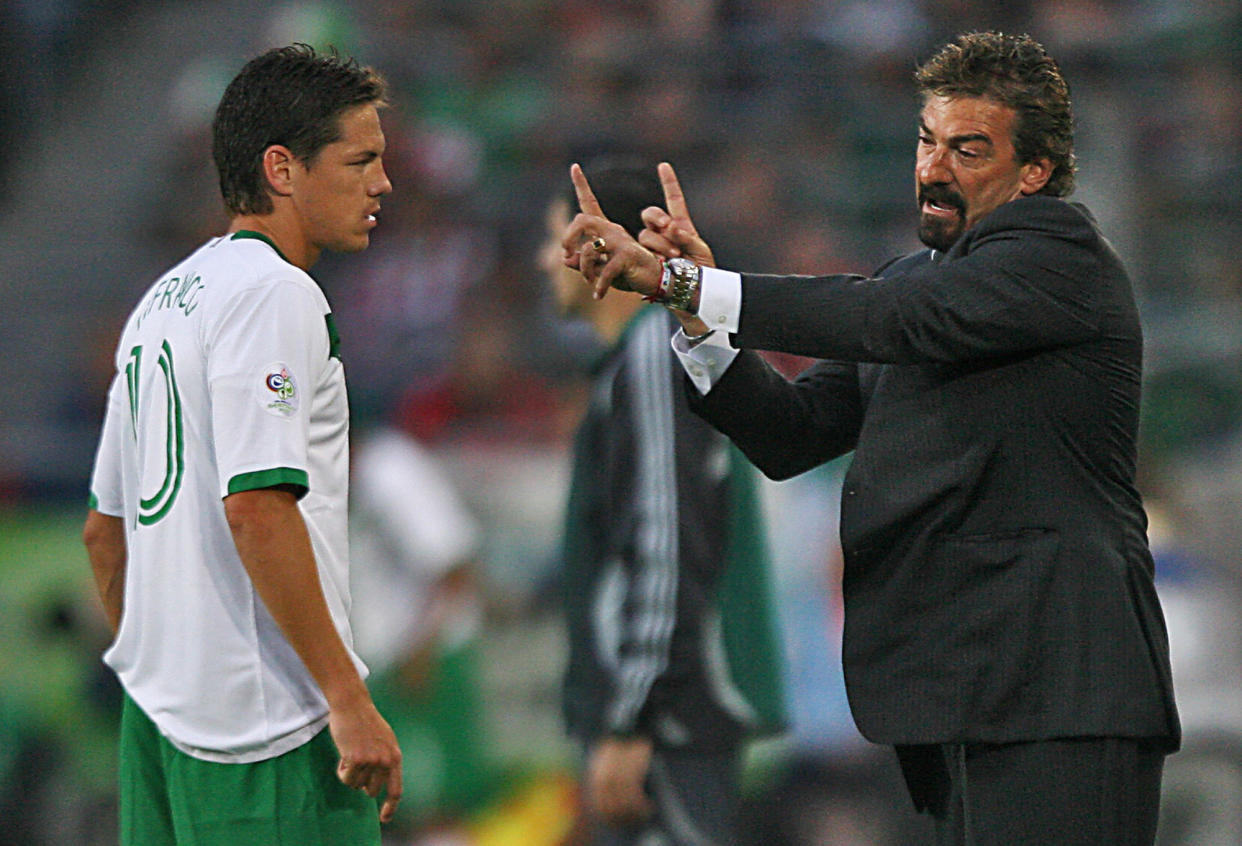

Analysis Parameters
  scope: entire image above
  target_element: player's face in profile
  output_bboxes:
[292,103,392,254]
[915,95,1043,251]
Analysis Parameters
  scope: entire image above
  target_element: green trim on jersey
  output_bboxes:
[230,230,292,265]
[89,492,99,509]
[325,313,341,360]
[227,468,310,497]
[137,340,186,526]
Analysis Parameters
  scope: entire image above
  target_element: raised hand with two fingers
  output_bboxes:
[638,162,716,268]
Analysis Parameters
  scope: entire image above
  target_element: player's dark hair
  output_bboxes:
[915,31,1076,197]
[564,154,664,239]
[212,44,388,216]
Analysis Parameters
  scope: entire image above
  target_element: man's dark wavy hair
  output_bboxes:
[915,31,1076,197]
[212,44,388,216]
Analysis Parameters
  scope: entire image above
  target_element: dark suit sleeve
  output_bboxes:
[734,197,1106,363]
[688,352,862,480]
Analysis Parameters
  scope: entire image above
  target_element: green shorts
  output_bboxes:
[119,693,380,845]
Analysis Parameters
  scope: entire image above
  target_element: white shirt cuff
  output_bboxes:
[696,267,742,333]
[672,328,739,395]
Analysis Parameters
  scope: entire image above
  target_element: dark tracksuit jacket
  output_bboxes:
[560,307,784,751]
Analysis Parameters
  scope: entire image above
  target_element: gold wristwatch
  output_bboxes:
[661,257,701,312]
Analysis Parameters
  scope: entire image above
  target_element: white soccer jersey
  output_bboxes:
[89,231,364,763]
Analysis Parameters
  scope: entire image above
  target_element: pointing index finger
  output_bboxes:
[570,163,605,217]
[658,162,691,220]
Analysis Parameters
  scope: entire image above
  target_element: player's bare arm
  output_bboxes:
[224,487,403,822]
[83,510,126,634]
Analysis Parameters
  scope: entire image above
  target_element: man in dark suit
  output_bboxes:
[560,31,1180,845]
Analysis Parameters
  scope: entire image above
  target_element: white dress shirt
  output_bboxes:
[671,266,744,394]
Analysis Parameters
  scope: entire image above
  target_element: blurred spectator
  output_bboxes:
[350,425,498,838]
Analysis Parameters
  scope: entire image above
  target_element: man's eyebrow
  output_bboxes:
[918,123,994,147]
[950,132,993,147]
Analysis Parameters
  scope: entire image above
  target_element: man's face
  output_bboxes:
[541,196,594,317]
[915,95,1050,251]
[290,103,392,256]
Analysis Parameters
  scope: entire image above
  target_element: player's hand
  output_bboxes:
[330,699,403,823]
[638,162,715,268]
[587,735,654,826]
[562,163,663,301]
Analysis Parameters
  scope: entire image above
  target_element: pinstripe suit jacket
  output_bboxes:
[689,196,1180,749]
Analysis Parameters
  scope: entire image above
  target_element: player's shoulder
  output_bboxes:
[166,233,328,325]
[212,234,319,291]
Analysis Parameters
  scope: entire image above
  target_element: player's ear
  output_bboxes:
[262,145,297,198]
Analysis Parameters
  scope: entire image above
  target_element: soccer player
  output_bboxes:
[83,45,401,845]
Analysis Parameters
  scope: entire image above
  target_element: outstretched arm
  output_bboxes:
[689,353,864,481]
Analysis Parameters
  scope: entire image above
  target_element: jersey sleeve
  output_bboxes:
[89,373,129,516]
[206,278,326,498]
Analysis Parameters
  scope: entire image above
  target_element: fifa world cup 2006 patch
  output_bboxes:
[258,363,299,417]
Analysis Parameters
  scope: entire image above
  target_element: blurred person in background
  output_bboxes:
[564,31,1180,845]
[348,422,497,838]
[545,156,785,846]
[82,45,401,844]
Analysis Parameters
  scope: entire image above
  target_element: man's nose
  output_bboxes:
[918,148,951,184]
[372,163,393,196]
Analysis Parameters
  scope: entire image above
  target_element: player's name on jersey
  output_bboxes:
[136,273,205,329]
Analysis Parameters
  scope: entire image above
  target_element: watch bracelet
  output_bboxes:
[663,261,701,311]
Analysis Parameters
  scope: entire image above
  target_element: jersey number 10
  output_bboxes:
[125,340,185,526]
